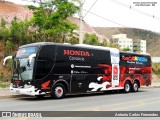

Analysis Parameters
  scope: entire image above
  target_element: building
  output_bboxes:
[133,39,146,53]
[111,34,146,53]
[111,34,133,52]
[151,57,160,63]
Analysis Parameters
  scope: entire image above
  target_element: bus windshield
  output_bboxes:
[12,58,35,81]
[12,46,38,81]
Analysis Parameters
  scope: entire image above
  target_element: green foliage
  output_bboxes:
[84,33,99,45]
[0,0,79,46]
[0,27,10,41]
[10,17,31,45]
[152,63,160,75]
[0,71,11,83]
[0,1,80,83]
[68,31,79,44]
[131,28,159,40]
[0,17,10,41]
[0,17,6,28]
[5,40,13,54]
[0,83,9,88]
[28,0,79,42]
[84,33,110,47]
[122,47,130,51]
[98,39,108,46]
[0,75,10,88]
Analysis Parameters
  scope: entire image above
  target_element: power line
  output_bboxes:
[83,9,128,28]
[79,0,85,7]
[110,0,160,21]
[83,0,98,19]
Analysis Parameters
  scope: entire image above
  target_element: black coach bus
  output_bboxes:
[3,42,152,99]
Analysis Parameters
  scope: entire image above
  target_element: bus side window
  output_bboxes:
[35,45,55,80]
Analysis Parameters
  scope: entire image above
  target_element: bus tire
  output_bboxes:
[51,84,65,99]
[124,81,131,93]
[132,81,139,92]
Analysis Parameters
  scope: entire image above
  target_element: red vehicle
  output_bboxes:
[3,43,152,99]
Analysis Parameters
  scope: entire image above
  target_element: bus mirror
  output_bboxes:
[3,56,13,67]
[28,54,36,66]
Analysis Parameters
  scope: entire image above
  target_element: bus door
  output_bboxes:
[110,49,120,87]
[34,45,56,89]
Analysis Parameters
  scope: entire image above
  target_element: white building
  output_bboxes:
[152,57,160,63]
[111,34,133,52]
[111,34,146,53]
[133,39,146,53]
[140,40,146,53]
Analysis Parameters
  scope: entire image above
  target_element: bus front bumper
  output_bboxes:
[10,84,45,96]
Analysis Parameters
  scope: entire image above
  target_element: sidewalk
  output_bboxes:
[0,82,160,98]
[0,88,21,98]
[150,82,160,88]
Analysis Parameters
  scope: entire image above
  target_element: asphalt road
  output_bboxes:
[0,88,160,119]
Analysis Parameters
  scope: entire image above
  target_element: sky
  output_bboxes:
[6,0,160,33]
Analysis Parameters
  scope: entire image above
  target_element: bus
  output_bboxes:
[3,42,152,99]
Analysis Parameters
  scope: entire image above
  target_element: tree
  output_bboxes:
[10,17,31,45]
[28,0,79,42]
[0,18,10,45]
[84,33,99,45]
[0,17,6,28]
[122,47,130,52]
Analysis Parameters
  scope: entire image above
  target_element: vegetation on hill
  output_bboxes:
[0,0,80,54]
[94,27,160,56]
[152,63,160,75]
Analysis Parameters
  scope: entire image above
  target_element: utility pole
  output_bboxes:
[79,0,84,44]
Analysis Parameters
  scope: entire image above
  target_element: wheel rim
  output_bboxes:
[134,83,138,91]
[125,84,130,92]
[55,86,63,97]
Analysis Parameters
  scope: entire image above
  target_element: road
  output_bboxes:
[0,87,160,119]
[0,88,160,111]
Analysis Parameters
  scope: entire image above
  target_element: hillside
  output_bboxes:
[0,1,107,42]
[94,27,160,56]
[0,1,33,25]
[0,1,94,33]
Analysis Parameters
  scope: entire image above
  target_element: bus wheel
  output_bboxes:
[124,81,131,93]
[132,81,139,92]
[51,84,65,99]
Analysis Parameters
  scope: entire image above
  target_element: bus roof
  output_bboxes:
[120,51,151,57]
[19,42,118,51]
[19,42,150,57]
[19,42,56,48]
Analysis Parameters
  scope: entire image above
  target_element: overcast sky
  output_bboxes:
[6,0,160,33]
